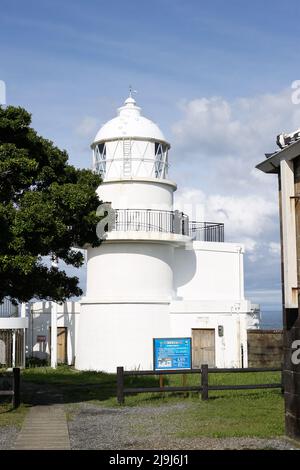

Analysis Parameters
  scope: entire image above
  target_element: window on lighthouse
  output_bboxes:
[95,143,106,177]
[154,142,168,178]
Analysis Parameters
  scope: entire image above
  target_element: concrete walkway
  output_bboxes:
[13,404,70,450]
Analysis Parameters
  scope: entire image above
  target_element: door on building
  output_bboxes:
[49,327,68,364]
[57,327,67,363]
[192,329,215,368]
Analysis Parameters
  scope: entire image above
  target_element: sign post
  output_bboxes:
[153,337,192,371]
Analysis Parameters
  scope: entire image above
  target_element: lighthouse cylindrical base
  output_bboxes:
[75,302,170,372]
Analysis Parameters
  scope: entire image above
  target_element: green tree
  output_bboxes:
[0,105,102,303]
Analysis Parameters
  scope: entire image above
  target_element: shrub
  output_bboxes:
[26,356,49,368]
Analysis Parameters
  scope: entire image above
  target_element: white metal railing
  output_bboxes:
[0,298,19,318]
[108,209,224,242]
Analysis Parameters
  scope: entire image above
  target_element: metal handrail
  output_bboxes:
[110,209,224,242]
[188,221,224,242]
[114,209,176,234]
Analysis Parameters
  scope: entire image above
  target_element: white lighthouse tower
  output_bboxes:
[75,93,259,372]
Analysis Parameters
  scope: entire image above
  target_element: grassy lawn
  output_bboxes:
[18,365,285,438]
[0,403,29,428]
[22,365,112,385]
[161,390,283,438]
[0,371,29,428]
[121,371,284,438]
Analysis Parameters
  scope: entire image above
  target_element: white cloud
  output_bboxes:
[172,90,300,160]
[175,188,278,242]
[173,97,242,155]
[170,88,300,304]
[237,238,257,253]
[171,89,300,201]
[269,242,281,256]
[171,88,300,225]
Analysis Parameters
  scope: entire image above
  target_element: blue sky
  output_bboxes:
[2,0,300,318]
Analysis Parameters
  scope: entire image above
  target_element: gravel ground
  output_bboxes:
[67,402,297,450]
[0,426,20,450]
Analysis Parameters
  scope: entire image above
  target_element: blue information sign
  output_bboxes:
[153,337,192,371]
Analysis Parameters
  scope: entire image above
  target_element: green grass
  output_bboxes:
[130,389,284,439]
[0,371,29,427]
[17,366,285,438]
[0,366,284,439]
[123,372,284,438]
[21,365,282,404]
[21,365,158,407]
[22,364,112,385]
[0,403,29,428]
[164,390,283,438]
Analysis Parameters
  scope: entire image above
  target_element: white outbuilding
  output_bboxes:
[74,93,259,372]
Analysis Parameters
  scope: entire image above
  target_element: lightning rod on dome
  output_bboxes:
[129,85,137,98]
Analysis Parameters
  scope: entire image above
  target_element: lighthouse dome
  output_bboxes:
[92,93,171,181]
[93,95,168,144]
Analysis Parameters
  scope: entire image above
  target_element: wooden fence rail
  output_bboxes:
[116,365,282,404]
[0,368,20,408]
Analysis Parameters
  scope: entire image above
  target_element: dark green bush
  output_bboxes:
[26,356,49,368]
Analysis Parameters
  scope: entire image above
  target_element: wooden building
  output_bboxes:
[257,134,300,440]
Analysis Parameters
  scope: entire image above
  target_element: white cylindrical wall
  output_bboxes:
[75,302,171,372]
[97,180,175,211]
[86,242,174,301]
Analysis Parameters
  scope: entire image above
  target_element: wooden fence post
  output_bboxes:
[201,364,208,400]
[117,366,124,405]
[159,375,164,388]
[182,374,188,397]
[281,364,284,395]
[13,367,20,409]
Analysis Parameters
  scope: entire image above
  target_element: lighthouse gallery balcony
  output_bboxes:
[110,208,224,242]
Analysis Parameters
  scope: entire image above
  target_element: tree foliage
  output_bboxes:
[0,105,102,303]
